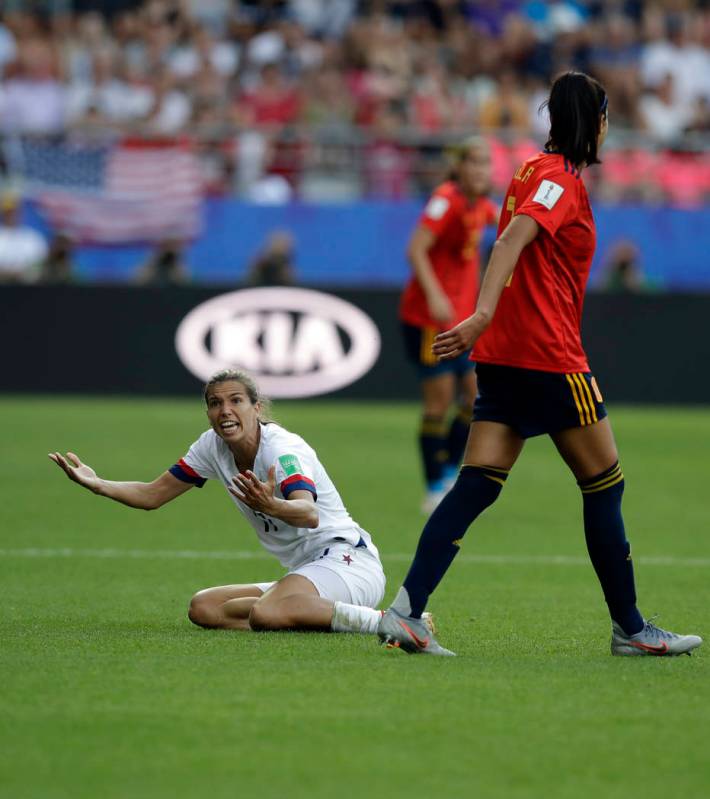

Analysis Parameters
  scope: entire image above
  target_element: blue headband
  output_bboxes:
[600,95,608,115]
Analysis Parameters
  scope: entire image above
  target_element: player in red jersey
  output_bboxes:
[399,137,498,513]
[378,72,702,657]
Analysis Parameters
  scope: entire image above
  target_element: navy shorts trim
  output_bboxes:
[473,363,608,439]
[401,323,475,380]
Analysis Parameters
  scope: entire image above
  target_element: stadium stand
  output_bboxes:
[0,0,708,207]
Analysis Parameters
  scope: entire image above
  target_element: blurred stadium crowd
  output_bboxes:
[1,0,709,204]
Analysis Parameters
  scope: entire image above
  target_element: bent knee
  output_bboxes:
[188,593,221,628]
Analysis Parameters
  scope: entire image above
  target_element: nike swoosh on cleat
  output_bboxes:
[629,640,669,654]
[398,620,430,649]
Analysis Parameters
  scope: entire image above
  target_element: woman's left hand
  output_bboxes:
[229,466,277,514]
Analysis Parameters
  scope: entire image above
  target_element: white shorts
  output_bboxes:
[253,540,386,608]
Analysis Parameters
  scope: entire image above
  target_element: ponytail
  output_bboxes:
[542,72,607,166]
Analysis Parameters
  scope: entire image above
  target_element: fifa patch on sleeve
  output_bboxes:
[424,196,450,220]
[278,454,303,476]
[532,179,564,210]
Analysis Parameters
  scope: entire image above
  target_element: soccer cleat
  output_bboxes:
[611,618,703,657]
[378,607,455,656]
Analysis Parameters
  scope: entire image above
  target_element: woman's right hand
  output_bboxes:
[49,452,102,494]
[427,290,454,324]
[432,313,489,360]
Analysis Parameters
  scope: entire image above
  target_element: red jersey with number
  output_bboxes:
[399,181,498,330]
[472,152,596,372]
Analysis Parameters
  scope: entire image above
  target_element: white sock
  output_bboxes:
[390,586,412,616]
[331,601,383,635]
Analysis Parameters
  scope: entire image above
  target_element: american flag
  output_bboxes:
[23,138,203,245]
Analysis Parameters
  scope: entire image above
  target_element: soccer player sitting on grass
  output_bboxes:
[49,368,405,638]
[377,72,702,657]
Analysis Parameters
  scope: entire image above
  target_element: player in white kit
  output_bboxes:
[49,369,388,636]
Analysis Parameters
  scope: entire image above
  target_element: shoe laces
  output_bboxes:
[641,615,679,641]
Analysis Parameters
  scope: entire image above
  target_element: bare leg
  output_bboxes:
[463,421,525,470]
[457,369,478,411]
[551,417,619,480]
[441,370,478,473]
[421,371,456,418]
[188,583,270,630]
[249,574,336,632]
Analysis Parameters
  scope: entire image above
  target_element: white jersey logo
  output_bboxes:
[532,179,564,210]
[424,196,450,220]
[175,288,381,398]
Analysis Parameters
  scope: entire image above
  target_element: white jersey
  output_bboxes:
[171,423,377,570]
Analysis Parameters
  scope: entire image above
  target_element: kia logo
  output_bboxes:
[175,288,382,398]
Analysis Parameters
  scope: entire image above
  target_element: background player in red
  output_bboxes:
[399,137,498,513]
[379,72,702,657]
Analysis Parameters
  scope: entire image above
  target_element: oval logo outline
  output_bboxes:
[175,287,382,398]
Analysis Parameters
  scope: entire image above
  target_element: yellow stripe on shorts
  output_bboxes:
[576,373,598,424]
[571,373,593,425]
[420,327,438,366]
[565,373,586,426]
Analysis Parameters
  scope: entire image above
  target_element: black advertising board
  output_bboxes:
[1,286,708,403]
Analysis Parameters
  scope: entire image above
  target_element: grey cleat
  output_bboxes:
[378,607,456,656]
[611,618,703,656]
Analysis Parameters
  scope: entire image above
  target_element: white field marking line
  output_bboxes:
[1,548,710,568]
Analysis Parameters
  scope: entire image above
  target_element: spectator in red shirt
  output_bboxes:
[379,72,702,658]
[235,62,301,129]
[399,137,497,513]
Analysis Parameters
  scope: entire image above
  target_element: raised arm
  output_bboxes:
[49,451,193,510]
[407,225,454,324]
[432,214,540,359]
[229,466,319,529]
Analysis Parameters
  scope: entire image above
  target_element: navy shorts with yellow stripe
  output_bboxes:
[402,323,476,380]
[473,363,607,438]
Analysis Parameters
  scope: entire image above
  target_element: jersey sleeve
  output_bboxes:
[515,168,579,237]
[273,448,318,501]
[168,431,217,487]
[418,188,457,237]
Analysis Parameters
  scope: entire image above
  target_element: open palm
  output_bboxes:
[49,451,101,493]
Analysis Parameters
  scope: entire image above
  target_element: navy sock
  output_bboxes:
[445,408,471,472]
[579,462,644,636]
[402,464,508,617]
[419,415,448,488]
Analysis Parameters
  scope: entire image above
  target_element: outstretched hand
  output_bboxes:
[229,465,277,514]
[48,451,101,493]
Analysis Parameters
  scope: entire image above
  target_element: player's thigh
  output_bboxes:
[421,371,456,417]
[551,417,619,481]
[258,574,320,603]
[192,582,274,607]
[463,421,525,471]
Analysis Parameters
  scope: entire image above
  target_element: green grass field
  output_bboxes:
[1,397,708,799]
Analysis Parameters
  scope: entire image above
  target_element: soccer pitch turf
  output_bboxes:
[1,396,708,799]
